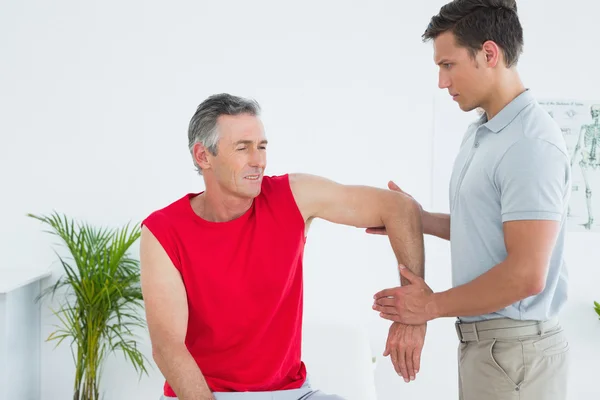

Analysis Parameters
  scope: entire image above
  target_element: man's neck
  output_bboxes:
[192,184,253,222]
[481,70,526,121]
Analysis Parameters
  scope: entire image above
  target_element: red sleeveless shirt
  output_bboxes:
[142,174,307,396]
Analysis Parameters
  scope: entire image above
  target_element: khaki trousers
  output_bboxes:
[456,317,569,400]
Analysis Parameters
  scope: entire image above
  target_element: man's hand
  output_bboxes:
[365,181,422,235]
[384,322,427,382]
[373,265,438,325]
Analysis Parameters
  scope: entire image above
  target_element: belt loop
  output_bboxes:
[473,322,479,342]
[455,320,464,343]
[537,320,545,336]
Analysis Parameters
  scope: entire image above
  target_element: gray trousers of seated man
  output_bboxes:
[161,379,346,400]
[457,317,570,400]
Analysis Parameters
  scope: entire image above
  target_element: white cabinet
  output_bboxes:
[0,268,50,400]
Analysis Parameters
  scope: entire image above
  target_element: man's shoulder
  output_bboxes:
[260,174,293,195]
[495,104,568,160]
[142,193,193,227]
[521,104,565,141]
[262,174,289,186]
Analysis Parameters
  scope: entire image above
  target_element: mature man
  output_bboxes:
[140,93,426,400]
[370,1,571,399]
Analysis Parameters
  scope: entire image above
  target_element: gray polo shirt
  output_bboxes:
[449,89,571,323]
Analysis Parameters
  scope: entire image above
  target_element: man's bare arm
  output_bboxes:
[140,226,215,400]
[289,173,425,284]
[422,211,450,241]
[364,181,450,241]
[431,220,560,318]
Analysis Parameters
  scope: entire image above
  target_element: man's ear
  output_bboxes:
[481,40,500,68]
[193,143,212,172]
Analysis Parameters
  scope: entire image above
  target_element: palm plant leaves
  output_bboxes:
[28,212,149,400]
[595,301,600,319]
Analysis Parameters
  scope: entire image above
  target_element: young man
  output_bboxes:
[140,93,427,400]
[370,1,571,399]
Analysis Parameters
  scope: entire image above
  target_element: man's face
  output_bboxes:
[207,113,267,199]
[433,31,492,113]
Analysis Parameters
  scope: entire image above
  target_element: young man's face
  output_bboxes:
[433,31,492,113]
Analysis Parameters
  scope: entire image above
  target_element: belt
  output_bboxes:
[455,317,560,342]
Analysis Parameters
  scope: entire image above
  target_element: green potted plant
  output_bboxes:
[595,301,600,320]
[29,212,149,400]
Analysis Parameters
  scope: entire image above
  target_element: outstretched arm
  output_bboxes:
[289,173,427,382]
[289,173,425,283]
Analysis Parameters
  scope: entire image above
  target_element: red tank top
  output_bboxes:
[142,175,307,396]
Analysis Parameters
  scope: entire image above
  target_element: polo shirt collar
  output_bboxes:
[478,89,536,133]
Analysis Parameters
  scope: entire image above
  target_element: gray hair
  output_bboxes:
[188,93,261,174]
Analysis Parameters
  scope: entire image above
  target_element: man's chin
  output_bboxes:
[458,102,476,113]
[240,185,262,199]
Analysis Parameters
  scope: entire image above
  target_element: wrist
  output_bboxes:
[421,210,432,234]
[428,292,446,319]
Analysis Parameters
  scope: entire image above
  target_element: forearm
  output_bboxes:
[154,343,215,400]
[422,211,450,241]
[431,259,536,319]
[382,194,425,285]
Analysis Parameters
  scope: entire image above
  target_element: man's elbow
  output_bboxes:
[385,191,422,219]
[151,343,167,365]
[519,267,547,298]
[151,337,185,365]
[525,277,546,297]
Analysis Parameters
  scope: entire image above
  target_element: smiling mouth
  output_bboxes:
[244,175,261,181]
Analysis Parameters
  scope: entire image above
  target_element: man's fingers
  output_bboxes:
[390,346,399,374]
[398,265,420,284]
[365,227,387,235]
[383,331,392,357]
[413,345,423,375]
[374,297,397,307]
[396,345,409,383]
[388,180,402,192]
[372,304,399,315]
[373,288,399,300]
[406,348,415,381]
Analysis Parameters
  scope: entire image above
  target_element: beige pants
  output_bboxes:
[456,317,569,400]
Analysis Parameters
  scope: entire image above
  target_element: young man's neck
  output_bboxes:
[193,180,253,222]
[481,69,526,121]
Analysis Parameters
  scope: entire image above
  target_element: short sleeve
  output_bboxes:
[141,211,182,271]
[494,138,570,222]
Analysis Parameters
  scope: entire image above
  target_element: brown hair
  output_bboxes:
[422,0,524,67]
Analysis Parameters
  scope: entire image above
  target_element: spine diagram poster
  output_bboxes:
[539,99,600,232]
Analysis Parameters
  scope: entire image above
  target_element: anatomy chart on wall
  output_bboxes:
[539,99,600,232]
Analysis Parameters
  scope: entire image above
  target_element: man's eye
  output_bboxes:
[236,147,247,151]
[259,146,267,150]
[444,63,452,69]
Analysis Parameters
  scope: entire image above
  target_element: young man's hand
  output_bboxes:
[373,265,438,325]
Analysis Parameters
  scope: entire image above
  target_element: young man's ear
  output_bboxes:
[482,40,500,67]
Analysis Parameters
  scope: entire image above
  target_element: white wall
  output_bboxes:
[2,0,599,399]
